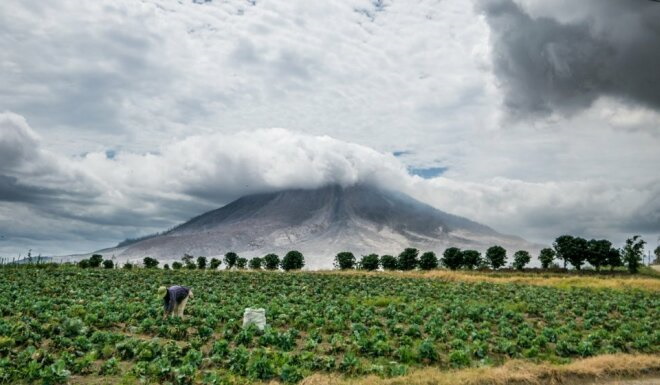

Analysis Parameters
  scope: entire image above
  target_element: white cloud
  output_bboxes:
[0,0,659,256]
[1,112,659,257]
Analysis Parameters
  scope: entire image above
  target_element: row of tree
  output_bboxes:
[333,248,533,271]
[167,252,305,271]
[76,234,654,274]
[78,251,308,271]
[331,235,650,273]
[551,235,648,273]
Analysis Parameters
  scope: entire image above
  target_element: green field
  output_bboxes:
[1,267,658,384]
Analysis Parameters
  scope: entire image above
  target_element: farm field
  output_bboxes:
[0,267,658,385]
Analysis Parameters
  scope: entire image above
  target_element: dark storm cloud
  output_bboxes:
[477,0,660,116]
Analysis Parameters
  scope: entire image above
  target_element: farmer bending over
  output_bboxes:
[158,285,194,318]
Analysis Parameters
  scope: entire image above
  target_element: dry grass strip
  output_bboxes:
[312,270,660,291]
[299,354,660,385]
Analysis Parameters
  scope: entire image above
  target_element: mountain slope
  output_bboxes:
[92,184,532,268]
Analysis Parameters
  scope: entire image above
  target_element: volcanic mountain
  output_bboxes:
[93,184,531,268]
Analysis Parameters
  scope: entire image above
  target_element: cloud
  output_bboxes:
[1,0,659,256]
[1,112,659,257]
[477,0,660,117]
[0,0,495,157]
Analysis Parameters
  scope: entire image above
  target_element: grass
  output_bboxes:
[315,269,660,291]
[300,354,660,385]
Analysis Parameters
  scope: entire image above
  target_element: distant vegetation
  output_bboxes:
[43,234,656,278]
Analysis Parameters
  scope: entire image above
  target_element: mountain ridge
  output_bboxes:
[81,184,534,268]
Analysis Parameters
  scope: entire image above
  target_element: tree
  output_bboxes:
[89,254,103,268]
[607,248,622,271]
[553,235,588,270]
[281,251,304,271]
[263,254,280,270]
[143,257,159,269]
[102,260,114,269]
[586,239,612,272]
[622,235,646,274]
[461,250,482,270]
[182,254,194,265]
[248,257,263,270]
[654,245,660,264]
[182,254,195,269]
[78,259,91,268]
[380,255,397,271]
[123,262,133,270]
[513,250,531,270]
[397,248,419,271]
[197,256,207,270]
[224,252,238,269]
[172,261,183,270]
[441,247,463,270]
[209,258,221,270]
[163,264,170,270]
[553,235,572,269]
[419,251,438,270]
[485,246,507,269]
[236,257,247,269]
[538,248,555,269]
[334,252,357,270]
[359,254,380,271]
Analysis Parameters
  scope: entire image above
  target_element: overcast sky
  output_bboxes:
[1,0,659,257]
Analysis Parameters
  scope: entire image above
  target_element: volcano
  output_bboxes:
[91,184,531,268]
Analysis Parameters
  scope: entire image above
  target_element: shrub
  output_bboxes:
[449,350,470,367]
[280,363,303,384]
[441,247,463,270]
[248,257,263,270]
[172,261,183,270]
[102,260,114,269]
[485,246,507,269]
[41,360,70,385]
[89,254,103,268]
[143,257,159,269]
[209,258,221,270]
[334,252,356,270]
[236,257,248,269]
[197,256,207,270]
[78,259,91,269]
[263,254,280,270]
[123,262,133,270]
[281,251,304,271]
[461,250,482,270]
[224,252,238,269]
[418,338,437,361]
[513,250,531,270]
[538,248,555,269]
[397,248,419,271]
[418,252,438,270]
[380,255,397,271]
[359,254,380,271]
[99,357,119,375]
